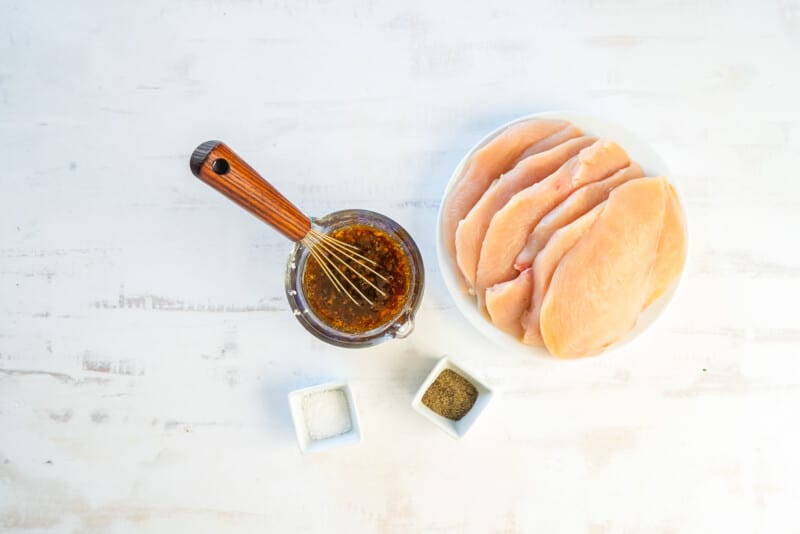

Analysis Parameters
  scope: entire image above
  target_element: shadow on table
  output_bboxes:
[258,373,338,443]
[396,349,441,397]
[258,379,296,443]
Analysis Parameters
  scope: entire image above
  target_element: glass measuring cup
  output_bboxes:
[285,209,424,348]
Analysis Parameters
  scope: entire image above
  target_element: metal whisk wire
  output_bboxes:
[302,228,388,306]
[189,140,390,307]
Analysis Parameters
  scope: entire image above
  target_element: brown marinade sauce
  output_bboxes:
[302,224,411,333]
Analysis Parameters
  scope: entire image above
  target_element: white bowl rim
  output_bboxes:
[435,110,688,360]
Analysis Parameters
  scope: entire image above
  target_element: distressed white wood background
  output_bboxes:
[1,0,799,532]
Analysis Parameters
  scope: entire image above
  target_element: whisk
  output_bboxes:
[190,141,387,306]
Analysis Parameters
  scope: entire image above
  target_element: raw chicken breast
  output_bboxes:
[514,162,644,271]
[485,268,533,338]
[644,183,687,307]
[441,119,578,289]
[475,139,630,308]
[455,136,596,287]
[520,202,606,346]
[539,177,669,358]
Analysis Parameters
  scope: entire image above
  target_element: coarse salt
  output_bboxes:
[301,388,353,441]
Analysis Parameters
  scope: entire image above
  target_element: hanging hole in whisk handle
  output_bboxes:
[211,158,230,174]
[189,140,311,242]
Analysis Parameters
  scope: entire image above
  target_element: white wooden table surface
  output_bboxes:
[2,1,799,532]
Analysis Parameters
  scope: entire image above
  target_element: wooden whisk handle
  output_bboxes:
[190,141,311,241]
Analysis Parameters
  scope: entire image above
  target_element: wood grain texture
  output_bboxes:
[192,141,311,241]
[1,0,800,533]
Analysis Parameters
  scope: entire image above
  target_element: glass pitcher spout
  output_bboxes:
[391,314,415,339]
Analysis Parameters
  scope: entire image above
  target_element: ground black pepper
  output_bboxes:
[421,369,478,421]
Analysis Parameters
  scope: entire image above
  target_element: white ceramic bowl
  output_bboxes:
[436,111,687,358]
[288,381,361,453]
[412,356,493,439]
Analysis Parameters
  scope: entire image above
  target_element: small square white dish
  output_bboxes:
[288,381,361,453]
[411,356,493,439]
